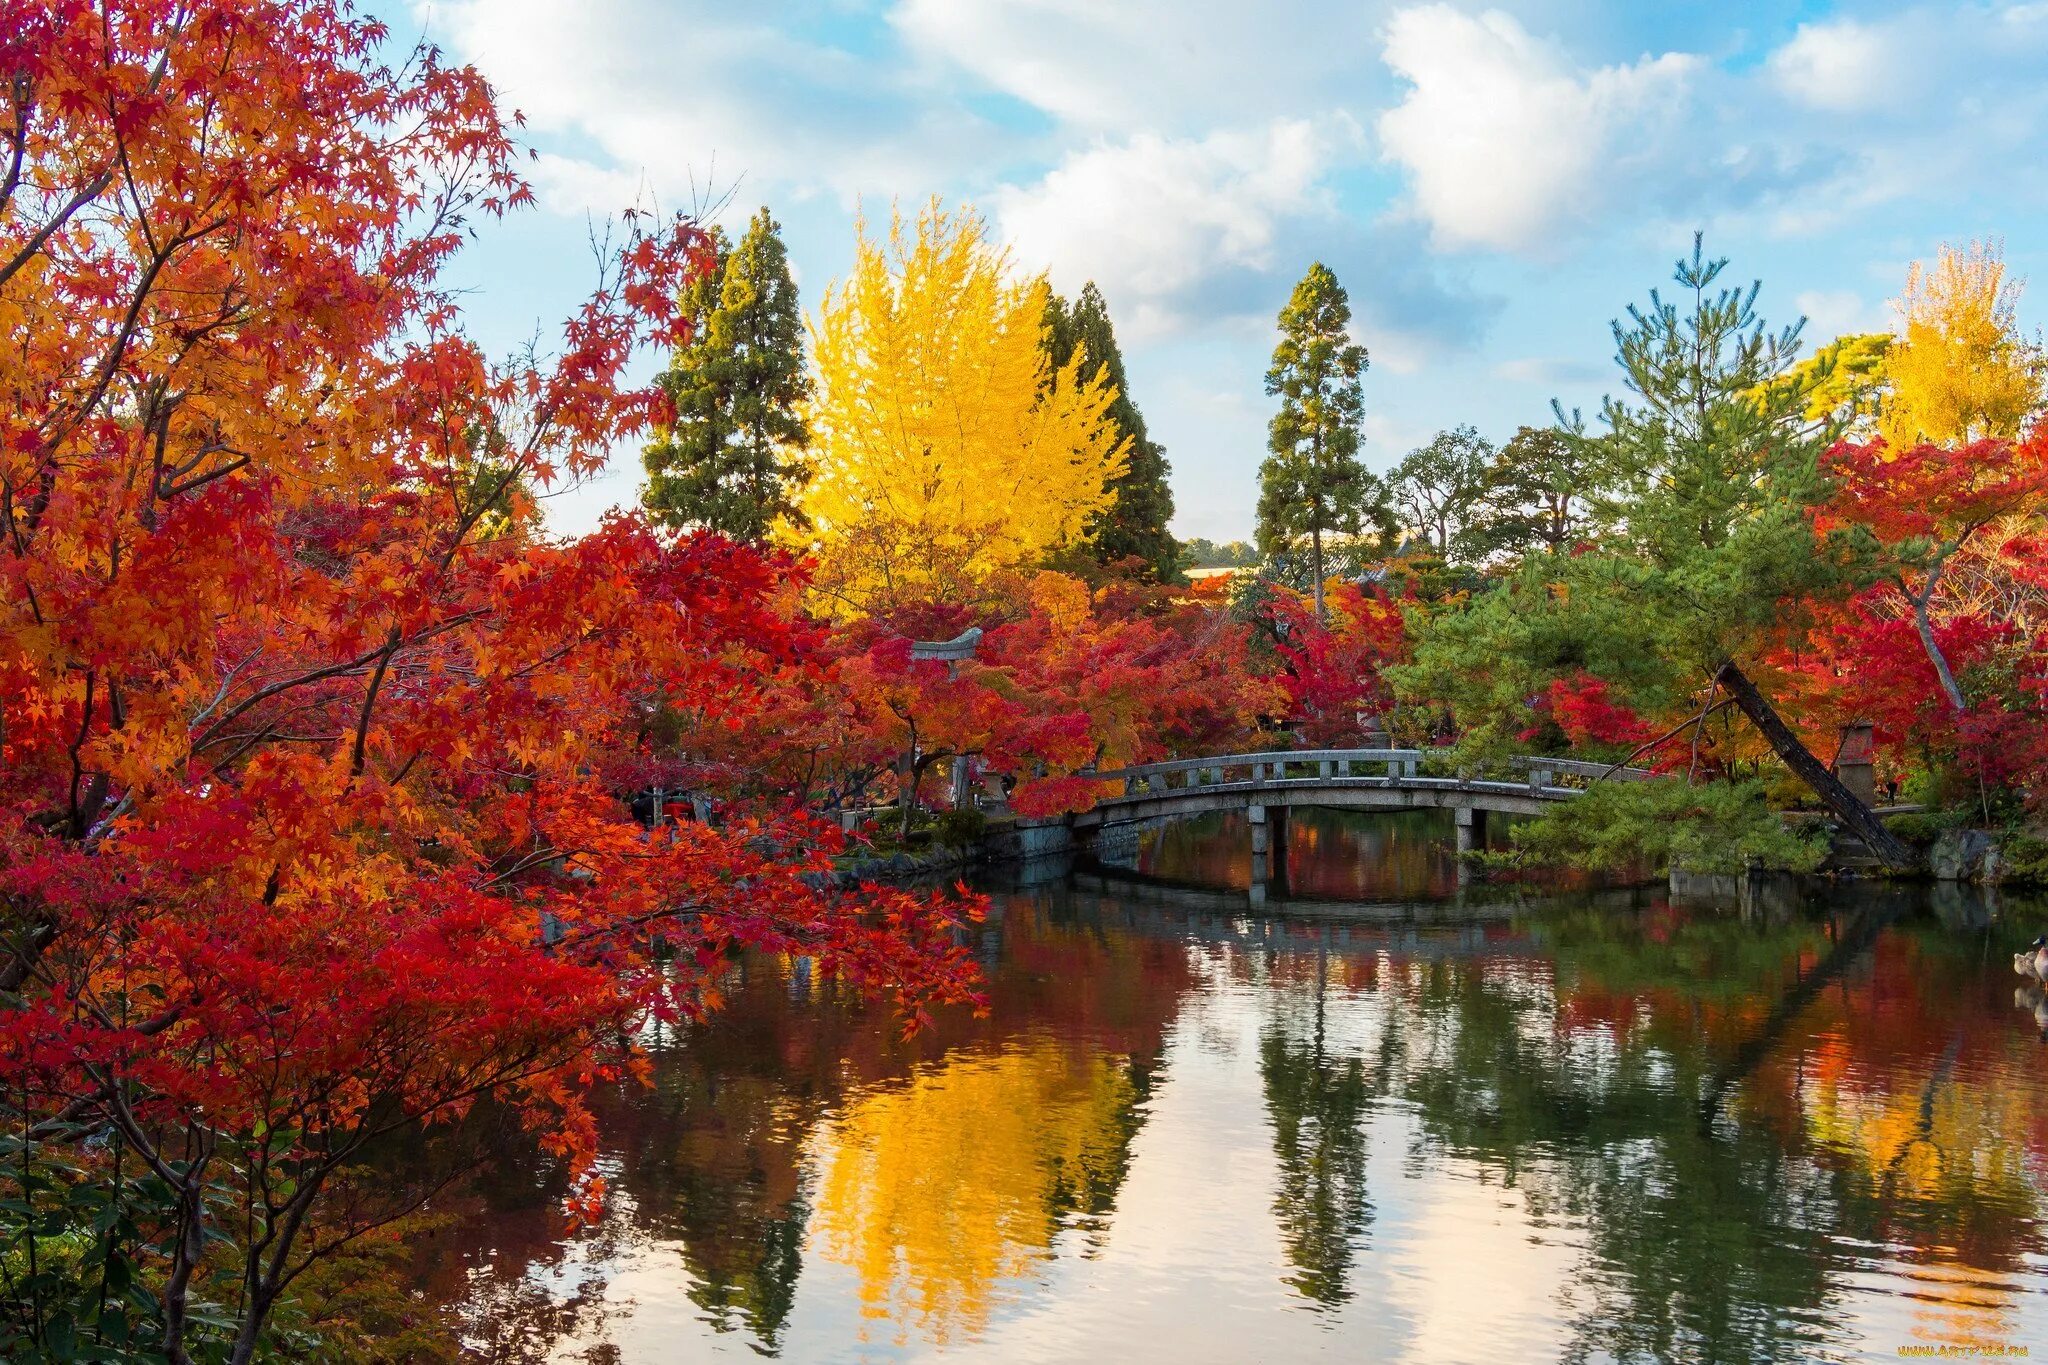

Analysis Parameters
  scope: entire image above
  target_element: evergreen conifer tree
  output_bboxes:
[1042,283,1179,581]
[643,207,812,541]
[1257,263,1390,619]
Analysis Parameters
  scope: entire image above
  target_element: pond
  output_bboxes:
[415,809,2048,1362]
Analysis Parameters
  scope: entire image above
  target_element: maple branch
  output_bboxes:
[0,167,114,293]
[1686,677,1723,785]
[192,613,482,753]
[157,451,250,500]
[0,73,29,213]
[349,630,402,777]
[65,669,98,836]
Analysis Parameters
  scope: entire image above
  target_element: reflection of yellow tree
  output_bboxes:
[809,1040,1139,1345]
[1800,1042,2041,1355]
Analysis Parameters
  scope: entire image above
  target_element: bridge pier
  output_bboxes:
[1454,805,1486,855]
[1250,803,1290,856]
[1453,807,1487,888]
[1249,803,1289,902]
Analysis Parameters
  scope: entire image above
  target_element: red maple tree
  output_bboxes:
[0,6,982,1358]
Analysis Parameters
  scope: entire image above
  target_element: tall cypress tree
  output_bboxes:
[1043,283,1179,581]
[1257,263,1387,619]
[642,207,811,542]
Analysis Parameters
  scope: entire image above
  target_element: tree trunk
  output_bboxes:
[1699,899,1898,1125]
[897,720,918,841]
[1309,524,1326,622]
[1909,585,1966,713]
[159,1177,207,1365]
[1714,660,1918,870]
[898,753,918,841]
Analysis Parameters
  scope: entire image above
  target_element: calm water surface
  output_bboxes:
[420,810,2048,1362]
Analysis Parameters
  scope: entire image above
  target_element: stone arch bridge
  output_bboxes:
[1057,748,1652,894]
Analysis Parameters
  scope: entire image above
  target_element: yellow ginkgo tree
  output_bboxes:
[793,200,1128,615]
[1879,239,2046,449]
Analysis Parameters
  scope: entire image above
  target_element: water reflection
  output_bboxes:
[415,813,2048,1362]
[810,1041,1144,1344]
[1259,943,1386,1307]
[1136,808,1481,899]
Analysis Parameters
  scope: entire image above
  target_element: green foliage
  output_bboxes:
[1758,330,1892,436]
[2003,832,2048,886]
[1463,425,1604,563]
[1391,425,1494,563]
[0,1133,173,1362]
[1391,557,1684,760]
[1259,1009,1375,1305]
[1400,235,1879,847]
[1538,908,1831,1003]
[1178,537,1260,569]
[1573,233,1855,673]
[1043,283,1179,581]
[1594,236,1826,538]
[643,208,812,541]
[1256,264,1394,603]
[1509,780,1828,876]
[932,807,988,849]
[1,1130,465,1364]
[1405,236,1844,738]
[1879,808,1968,845]
[448,412,534,541]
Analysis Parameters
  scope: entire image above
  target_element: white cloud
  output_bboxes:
[1768,6,2048,118]
[992,121,1351,337]
[418,0,1011,211]
[991,118,1499,353]
[525,153,657,219]
[1767,19,1901,113]
[1794,288,1892,341]
[1738,5,2048,235]
[1495,357,1605,386]
[1375,5,1699,254]
[889,0,1389,133]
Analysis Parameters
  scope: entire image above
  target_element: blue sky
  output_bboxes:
[411,0,2048,542]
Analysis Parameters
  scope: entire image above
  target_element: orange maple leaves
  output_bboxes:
[1,6,982,1354]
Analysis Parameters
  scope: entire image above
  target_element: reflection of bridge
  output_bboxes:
[1002,870,1665,960]
[1062,867,1615,925]
[1064,749,1651,893]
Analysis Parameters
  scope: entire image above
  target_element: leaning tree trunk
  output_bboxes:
[1714,660,1918,871]
[1910,589,1967,713]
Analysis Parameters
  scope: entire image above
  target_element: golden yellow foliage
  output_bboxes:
[1798,1045,2041,1354]
[1879,240,2046,448]
[794,200,1127,615]
[1755,330,1891,435]
[808,1042,1139,1345]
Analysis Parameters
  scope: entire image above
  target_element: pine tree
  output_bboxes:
[1579,235,1910,864]
[643,207,812,542]
[1042,284,1179,581]
[1257,263,1388,619]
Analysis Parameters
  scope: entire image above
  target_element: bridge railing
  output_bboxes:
[1086,748,1653,799]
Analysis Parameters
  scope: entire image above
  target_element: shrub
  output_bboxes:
[933,808,989,849]
[1510,778,1828,876]
[2005,833,2048,887]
